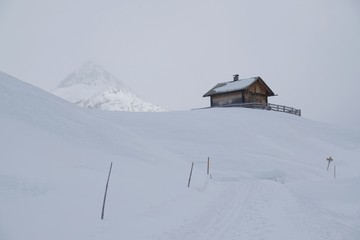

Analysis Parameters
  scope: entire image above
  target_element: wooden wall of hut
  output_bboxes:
[211,91,243,106]
[210,81,269,106]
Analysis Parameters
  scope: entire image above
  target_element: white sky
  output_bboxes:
[0,0,359,127]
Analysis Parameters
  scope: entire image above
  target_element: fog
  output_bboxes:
[0,0,359,127]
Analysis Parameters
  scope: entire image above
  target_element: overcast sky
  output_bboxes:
[1,0,359,127]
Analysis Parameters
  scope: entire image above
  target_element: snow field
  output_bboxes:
[1,71,360,239]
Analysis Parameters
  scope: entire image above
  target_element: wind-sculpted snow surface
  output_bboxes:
[157,181,344,240]
[1,71,360,239]
[53,61,167,112]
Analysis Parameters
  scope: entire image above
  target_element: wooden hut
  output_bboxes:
[203,75,275,107]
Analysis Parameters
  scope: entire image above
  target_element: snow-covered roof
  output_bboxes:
[203,76,274,97]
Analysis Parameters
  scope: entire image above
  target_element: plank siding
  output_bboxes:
[211,81,268,106]
[211,91,243,107]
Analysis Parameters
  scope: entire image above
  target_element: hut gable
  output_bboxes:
[203,76,275,107]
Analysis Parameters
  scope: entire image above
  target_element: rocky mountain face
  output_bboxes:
[53,61,167,112]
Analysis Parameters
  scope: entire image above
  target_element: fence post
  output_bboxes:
[207,157,210,175]
[101,162,113,220]
[188,162,194,188]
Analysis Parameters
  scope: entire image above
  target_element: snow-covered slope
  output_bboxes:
[1,71,360,240]
[53,61,167,112]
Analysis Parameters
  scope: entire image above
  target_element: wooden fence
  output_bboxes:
[222,102,301,116]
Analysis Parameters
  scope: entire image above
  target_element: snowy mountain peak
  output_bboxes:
[58,61,126,89]
[53,61,167,112]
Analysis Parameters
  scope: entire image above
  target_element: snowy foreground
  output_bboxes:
[1,71,360,240]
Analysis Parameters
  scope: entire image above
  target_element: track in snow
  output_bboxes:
[156,180,339,240]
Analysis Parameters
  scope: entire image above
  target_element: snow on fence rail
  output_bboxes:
[222,103,301,116]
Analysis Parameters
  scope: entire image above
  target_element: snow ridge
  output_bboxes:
[53,61,167,112]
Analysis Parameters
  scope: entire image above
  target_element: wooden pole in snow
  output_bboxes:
[188,162,194,188]
[207,157,210,175]
[101,162,113,220]
[326,156,333,171]
[334,165,336,179]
